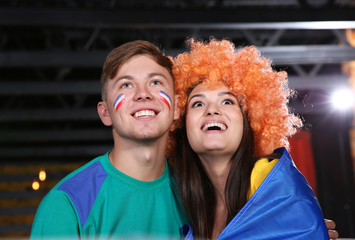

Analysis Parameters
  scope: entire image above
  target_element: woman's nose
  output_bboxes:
[207,111,220,115]
[206,104,220,115]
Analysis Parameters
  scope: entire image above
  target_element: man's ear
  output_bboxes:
[97,101,113,126]
[173,95,180,120]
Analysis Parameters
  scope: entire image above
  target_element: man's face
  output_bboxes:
[98,55,179,143]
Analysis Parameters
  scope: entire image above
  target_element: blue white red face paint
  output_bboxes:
[113,94,125,112]
[159,91,172,110]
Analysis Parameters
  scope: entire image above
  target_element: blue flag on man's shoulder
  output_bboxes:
[183,147,328,240]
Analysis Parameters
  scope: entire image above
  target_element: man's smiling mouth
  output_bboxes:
[133,110,156,118]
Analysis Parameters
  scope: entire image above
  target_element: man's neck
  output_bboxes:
[109,137,168,181]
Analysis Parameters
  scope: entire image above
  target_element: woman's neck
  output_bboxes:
[198,154,231,239]
[198,154,231,198]
[211,195,227,239]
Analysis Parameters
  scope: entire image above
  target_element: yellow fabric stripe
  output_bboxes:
[248,158,279,199]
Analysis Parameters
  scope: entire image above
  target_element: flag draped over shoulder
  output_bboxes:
[183,147,328,240]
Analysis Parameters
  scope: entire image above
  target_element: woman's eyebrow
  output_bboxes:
[219,92,237,98]
[188,94,205,103]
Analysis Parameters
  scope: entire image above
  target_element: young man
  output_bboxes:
[30,40,188,239]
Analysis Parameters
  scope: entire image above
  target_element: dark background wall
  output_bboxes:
[0,0,355,237]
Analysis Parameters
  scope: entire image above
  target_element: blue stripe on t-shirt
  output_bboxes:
[58,160,108,227]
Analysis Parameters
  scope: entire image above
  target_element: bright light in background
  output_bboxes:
[32,180,40,191]
[39,170,46,181]
[331,88,355,111]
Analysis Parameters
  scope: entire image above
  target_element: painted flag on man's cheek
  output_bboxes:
[114,94,125,112]
[159,91,172,110]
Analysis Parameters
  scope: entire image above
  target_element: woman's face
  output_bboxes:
[186,83,244,158]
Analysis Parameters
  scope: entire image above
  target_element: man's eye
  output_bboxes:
[222,99,234,105]
[151,80,161,86]
[121,83,132,88]
[192,102,204,108]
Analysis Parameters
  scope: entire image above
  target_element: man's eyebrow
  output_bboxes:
[188,94,205,103]
[148,72,168,80]
[112,72,168,87]
[112,75,134,87]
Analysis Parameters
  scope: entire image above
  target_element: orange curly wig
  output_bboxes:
[169,38,303,157]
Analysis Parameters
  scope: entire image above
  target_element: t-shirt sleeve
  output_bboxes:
[30,190,80,239]
[248,158,278,199]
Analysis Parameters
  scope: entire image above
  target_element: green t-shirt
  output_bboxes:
[30,152,188,239]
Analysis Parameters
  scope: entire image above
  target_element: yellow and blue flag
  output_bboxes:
[183,147,328,239]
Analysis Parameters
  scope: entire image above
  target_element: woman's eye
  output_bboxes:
[121,83,132,88]
[222,99,234,105]
[192,101,204,108]
[151,80,161,86]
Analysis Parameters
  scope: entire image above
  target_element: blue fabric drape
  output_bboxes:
[183,147,328,240]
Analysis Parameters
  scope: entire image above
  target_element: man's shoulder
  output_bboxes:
[47,153,110,227]
[55,153,109,192]
[47,152,110,205]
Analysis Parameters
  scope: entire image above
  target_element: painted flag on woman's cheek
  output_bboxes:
[183,147,329,240]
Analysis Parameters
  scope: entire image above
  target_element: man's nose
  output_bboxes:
[134,85,154,101]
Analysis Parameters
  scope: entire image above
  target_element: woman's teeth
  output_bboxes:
[202,122,227,131]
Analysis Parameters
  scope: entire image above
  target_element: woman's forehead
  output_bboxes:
[189,83,230,96]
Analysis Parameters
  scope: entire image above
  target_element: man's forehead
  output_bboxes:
[113,56,172,80]
[117,55,164,74]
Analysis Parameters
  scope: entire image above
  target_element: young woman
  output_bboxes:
[168,39,336,239]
